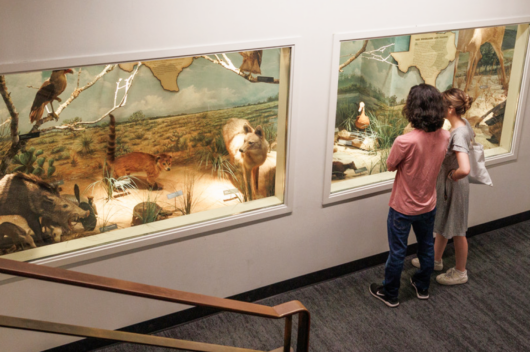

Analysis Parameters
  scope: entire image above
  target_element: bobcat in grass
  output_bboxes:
[105,114,172,190]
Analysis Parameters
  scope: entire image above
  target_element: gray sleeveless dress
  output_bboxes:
[434,119,474,239]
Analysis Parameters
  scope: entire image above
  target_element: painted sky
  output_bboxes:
[1,49,281,134]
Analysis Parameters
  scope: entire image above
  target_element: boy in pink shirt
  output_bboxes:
[370,84,450,307]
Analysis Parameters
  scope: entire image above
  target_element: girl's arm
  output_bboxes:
[448,151,470,181]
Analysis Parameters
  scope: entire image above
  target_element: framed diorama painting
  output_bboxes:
[323,18,530,205]
[0,38,299,266]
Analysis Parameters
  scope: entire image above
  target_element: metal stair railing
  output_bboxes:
[0,258,310,352]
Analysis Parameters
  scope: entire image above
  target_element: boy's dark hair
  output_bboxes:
[402,84,446,132]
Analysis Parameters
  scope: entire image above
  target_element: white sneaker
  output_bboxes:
[436,267,468,285]
[411,257,443,271]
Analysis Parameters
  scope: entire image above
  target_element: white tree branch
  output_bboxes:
[197,55,279,84]
[31,65,117,131]
[39,63,142,133]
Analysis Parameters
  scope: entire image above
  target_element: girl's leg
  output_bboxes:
[453,236,468,271]
[434,233,448,262]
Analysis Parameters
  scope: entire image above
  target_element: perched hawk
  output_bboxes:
[29,69,73,123]
[239,51,263,75]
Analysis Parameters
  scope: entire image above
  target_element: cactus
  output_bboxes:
[47,159,56,178]
[13,149,56,178]
[12,148,38,174]
[36,157,45,167]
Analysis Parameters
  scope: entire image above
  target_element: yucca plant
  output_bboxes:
[78,134,94,155]
[86,166,139,202]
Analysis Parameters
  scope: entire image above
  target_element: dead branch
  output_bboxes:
[0,76,23,176]
[197,55,279,84]
[39,63,142,133]
[31,64,116,132]
[339,40,369,72]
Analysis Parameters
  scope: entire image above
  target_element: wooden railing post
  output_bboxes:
[283,315,292,352]
[296,311,310,352]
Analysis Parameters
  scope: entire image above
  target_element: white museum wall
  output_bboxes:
[0,0,529,350]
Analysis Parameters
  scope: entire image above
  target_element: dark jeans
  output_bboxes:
[383,207,436,299]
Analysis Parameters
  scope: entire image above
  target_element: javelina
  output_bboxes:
[0,215,37,249]
[332,161,357,180]
[0,173,89,245]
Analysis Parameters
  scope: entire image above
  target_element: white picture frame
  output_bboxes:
[0,36,301,273]
[323,17,530,206]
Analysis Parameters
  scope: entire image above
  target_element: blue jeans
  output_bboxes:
[383,207,436,299]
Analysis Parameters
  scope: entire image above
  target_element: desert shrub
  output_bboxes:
[114,136,131,157]
[128,110,146,124]
[51,146,66,154]
[55,151,71,161]
[133,131,145,140]
[190,133,206,147]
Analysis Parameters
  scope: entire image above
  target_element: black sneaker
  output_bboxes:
[369,283,399,307]
[410,278,429,300]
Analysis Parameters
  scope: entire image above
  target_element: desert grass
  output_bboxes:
[174,171,202,215]
[336,100,358,131]
[196,133,236,181]
[363,109,407,174]
[97,202,122,233]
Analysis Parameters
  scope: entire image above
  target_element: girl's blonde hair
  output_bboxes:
[442,88,473,116]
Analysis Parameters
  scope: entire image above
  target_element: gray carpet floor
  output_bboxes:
[97,220,530,352]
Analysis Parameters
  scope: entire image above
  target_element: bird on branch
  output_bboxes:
[29,69,73,123]
[239,51,263,75]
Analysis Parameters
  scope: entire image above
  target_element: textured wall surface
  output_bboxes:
[0,0,529,350]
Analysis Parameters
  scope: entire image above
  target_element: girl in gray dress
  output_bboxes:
[412,88,474,285]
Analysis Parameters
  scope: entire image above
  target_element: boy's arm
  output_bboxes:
[386,137,405,172]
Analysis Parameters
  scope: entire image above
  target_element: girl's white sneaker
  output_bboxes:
[436,267,468,285]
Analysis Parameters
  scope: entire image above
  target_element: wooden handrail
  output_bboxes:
[0,258,310,351]
[0,315,262,352]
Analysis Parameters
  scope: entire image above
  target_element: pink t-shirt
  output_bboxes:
[387,128,450,215]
